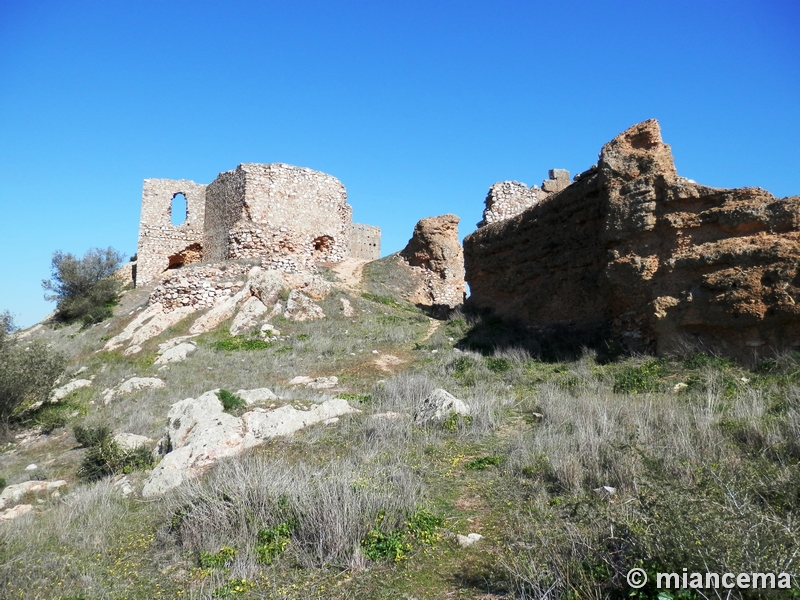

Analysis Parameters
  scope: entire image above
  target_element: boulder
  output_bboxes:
[154,342,197,365]
[51,379,92,402]
[0,480,67,510]
[142,390,359,497]
[414,389,471,425]
[229,296,270,336]
[234,388,277,404]
[0,504,33,521]
[285,291,325,321]
[113,433,153,451]
[248,267,287,306]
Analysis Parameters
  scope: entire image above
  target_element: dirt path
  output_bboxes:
[420,318,441,342]
[330,258,369,291]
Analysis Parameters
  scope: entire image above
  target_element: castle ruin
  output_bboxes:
[135,163,380,285]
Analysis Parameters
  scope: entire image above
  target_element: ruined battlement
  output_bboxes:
[135,163,380,285]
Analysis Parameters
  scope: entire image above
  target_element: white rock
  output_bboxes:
[0,504,33,521]
[285,290,325,321]
[248,268,287,306]
[307,376,338,390]
[189,288,249,334]
[117,377,166,395]
[229,296,269,336]
[234,388,278,404]
[288,376,314,386]
[154,342,197,365]
[50,379,92,402]
[24,464,38,471]
[113,433,153,451]
[142,393,359,497]
[103,302,165,351]
[414,389,471,425]
[156,335,199,354]
[456,533,483,547]
[0,480,67,510]
[340,297,355,317]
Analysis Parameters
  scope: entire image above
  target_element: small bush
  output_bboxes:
[211,336,273,351]
[361,292,405,309]
[464,455,504,470]
[255,518,298,565]
[199,545,236,569]
[362,509,443,562]
[216,390,246,412]
[0,312,65,426]
[78,428,152,481]
[442,412,472,431]
[42,247,125,326]
[613,359,668,393]
[0,476,6,493]
[73,424,112,448]
[486,357,511,373]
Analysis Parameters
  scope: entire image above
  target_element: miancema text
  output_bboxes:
[658,570,792,590]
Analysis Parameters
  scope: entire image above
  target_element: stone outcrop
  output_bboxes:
[136,163,380,285]
[414,388,471,425]
[399,214,466,311]
[464,119,800,362]
[142,390,358,496]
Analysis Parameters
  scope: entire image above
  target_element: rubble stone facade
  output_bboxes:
[476,170,571,228]
[136,163,380,285]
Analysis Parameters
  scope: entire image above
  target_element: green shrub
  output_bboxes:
[78,429,152,481]
[199,545,236,569]
[0,476,6,493]
[0,312,65,426]
[442,412,472,431]
[361,292,404,309]
[486,357,511,373]
[613,359,668,393]
[255,519,298,565]
[216,390,246,412]
[683,351,736,370]
[212,578,254,598]
[211,336,273,351]
[464,455,504,470]
[73,424,112,448]
[337,393,372,404]
[33,405,71,433]
[362,509,442,562]
[42,247,125,326]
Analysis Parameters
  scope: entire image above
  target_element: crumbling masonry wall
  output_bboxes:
[137,179,207,285]
[136,163,381,285]
[477,170,571,228]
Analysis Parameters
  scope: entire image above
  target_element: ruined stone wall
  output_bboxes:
[203,168,248,262]
[148,262,253,312]
[464,119,800,362]
[136,163,379,285]
[349,223,381,260]
[478,181,540,228]
[136,179,207,285]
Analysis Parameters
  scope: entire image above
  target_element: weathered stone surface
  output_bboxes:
[189,288,249,334]
[135,163,381,285]
[414,389,471,425]
[456,533,484,548]
[0,480,67,510]
[464,119,800,362]
[285,290,325,321]
[0,504,33,521]
[154,342,197,364]
[142,390,358,496]
[229,296,270,336]
[234,388,277,404]
[399,214,466,311]
[127,305,197,351]
[247,267,286,306]
[50,379,92,402]
[113,432,153,451]
[478,181,540,228]
[104,377,166,404]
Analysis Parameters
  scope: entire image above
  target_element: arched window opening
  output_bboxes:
[171,193,188,226]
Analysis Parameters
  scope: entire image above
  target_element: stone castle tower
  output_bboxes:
[135,163,380,285]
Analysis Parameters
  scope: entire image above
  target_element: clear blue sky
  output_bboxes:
[1,0,798,327]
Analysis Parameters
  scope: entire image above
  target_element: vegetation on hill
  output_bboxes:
[42,247,126,326]
[0,261,798,599]
[0,311,65,433]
